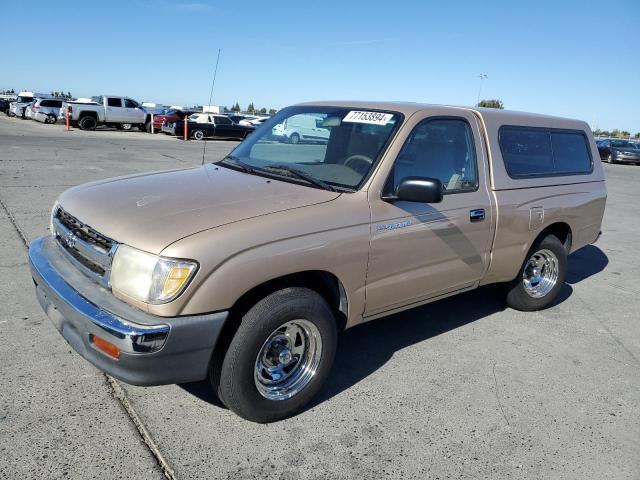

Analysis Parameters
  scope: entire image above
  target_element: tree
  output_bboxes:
[231,102,240,112]
[621,130,630,138]
[247,102,255,113]
[599,130,610,138]
[634,132,640,139]
[610,129,622,138]
[259,107,267,114]
[476,99,504,109]
[268,108,277,115]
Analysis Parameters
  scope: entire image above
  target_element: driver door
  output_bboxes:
[365,112,493,317]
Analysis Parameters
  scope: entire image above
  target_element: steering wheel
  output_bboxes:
[344,154,373,175]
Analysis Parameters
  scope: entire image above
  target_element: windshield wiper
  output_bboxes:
[261,164,337,192]
[219,155,255,173]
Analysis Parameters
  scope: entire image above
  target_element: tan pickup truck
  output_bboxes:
[29,101,606,422]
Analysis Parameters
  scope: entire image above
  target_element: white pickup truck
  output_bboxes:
[63,95,151,131]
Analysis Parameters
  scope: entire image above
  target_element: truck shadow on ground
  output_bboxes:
[180,245,608,411]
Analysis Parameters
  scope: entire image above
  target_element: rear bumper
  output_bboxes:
[29,236,228,386]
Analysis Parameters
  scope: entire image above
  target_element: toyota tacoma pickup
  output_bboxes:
[63,95,151,131]
[29,101,606,422]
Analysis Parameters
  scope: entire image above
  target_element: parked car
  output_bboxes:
[151,109,195,133]
[32,98,65,124]
[225,114,261,126]
[271,113,331,144]
[0,99,10,115]
[29,101,606,423]
[597,138,640,164]
[8,91,38,118]
[249,116,269,126]
[63,95,151,131]
[172,113,255,140]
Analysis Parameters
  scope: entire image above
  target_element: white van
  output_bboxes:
[272,113,330,144]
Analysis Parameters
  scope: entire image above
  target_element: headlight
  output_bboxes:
[49,201,59,235]
[110,245,198,304]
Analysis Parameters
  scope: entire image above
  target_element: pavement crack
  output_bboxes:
[492,362,510,426]
[0,196,28,248]
[575,292,640,366]
[105,375,177,480]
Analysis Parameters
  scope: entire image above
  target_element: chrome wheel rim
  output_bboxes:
[121,123,131,130]
[254,319,322,401]
[522,248,559,298]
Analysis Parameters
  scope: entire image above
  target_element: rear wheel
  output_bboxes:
[192,130,205,141]
[506,235,567,311]
[607,153,614,164]
[145,120,152,133]
[119,123,132,131]
[289,133,300,144]
[215,287,337,423]
[45,114,57,124]
[79,116,97,131]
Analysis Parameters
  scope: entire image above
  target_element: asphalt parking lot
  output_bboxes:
[0,115,638,479]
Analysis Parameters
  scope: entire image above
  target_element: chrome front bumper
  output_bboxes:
[29,236,228,386]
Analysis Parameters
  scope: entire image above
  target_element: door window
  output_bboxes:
[388,118,478,193]
[107,97,122,107]
[124,99,139,108]
[214,116,232,125]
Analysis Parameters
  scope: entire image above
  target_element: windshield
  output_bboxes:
[226,106,402,190]
[17,96,33,103]
[611,140,636,148]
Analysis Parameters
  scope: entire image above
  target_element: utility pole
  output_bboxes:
[477,74,487,105]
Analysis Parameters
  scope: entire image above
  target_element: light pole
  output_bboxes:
[477,74,487,105]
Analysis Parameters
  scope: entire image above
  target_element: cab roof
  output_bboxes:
[295,100,588,130]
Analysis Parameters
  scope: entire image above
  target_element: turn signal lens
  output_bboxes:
[163,267,192,298]
[91,334,121,359]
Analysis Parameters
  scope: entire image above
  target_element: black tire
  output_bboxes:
[289,133,300,144]
[192,129,205,141]
[118,123,132,131]
[505,234,567,311]
[607,153,616,164]
[144,121,152,133]
[216,287,337,423]
[45,114,57,124]
[79,116,97,131]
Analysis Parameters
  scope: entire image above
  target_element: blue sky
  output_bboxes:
[2,0,639,132]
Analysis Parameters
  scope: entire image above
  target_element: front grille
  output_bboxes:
[53,207,117,286]
[57,208,113,253]
[58,240,106,276]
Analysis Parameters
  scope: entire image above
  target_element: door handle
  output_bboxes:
[470,208,485,222]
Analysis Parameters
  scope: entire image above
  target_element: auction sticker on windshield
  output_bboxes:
[343,111,394,125]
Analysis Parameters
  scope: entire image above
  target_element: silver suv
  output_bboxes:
[31,98,64,124]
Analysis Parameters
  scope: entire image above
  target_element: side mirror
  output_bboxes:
[383,176,443,203]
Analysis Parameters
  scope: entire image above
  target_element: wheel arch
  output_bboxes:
[78,110,98,119]
[211,270,348,371]
[535,221,572,253]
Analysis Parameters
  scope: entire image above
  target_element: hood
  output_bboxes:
[58,164,340,254]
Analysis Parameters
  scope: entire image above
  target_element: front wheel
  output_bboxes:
[289,133,300,144]
[216,287,337,423]
[45,114,57,124]
[192,129,205,140]
[607,153,614,164]
[506,235,567,311]
[119,123,132,131]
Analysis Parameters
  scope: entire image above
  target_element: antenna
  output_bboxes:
[202,48,222,165]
